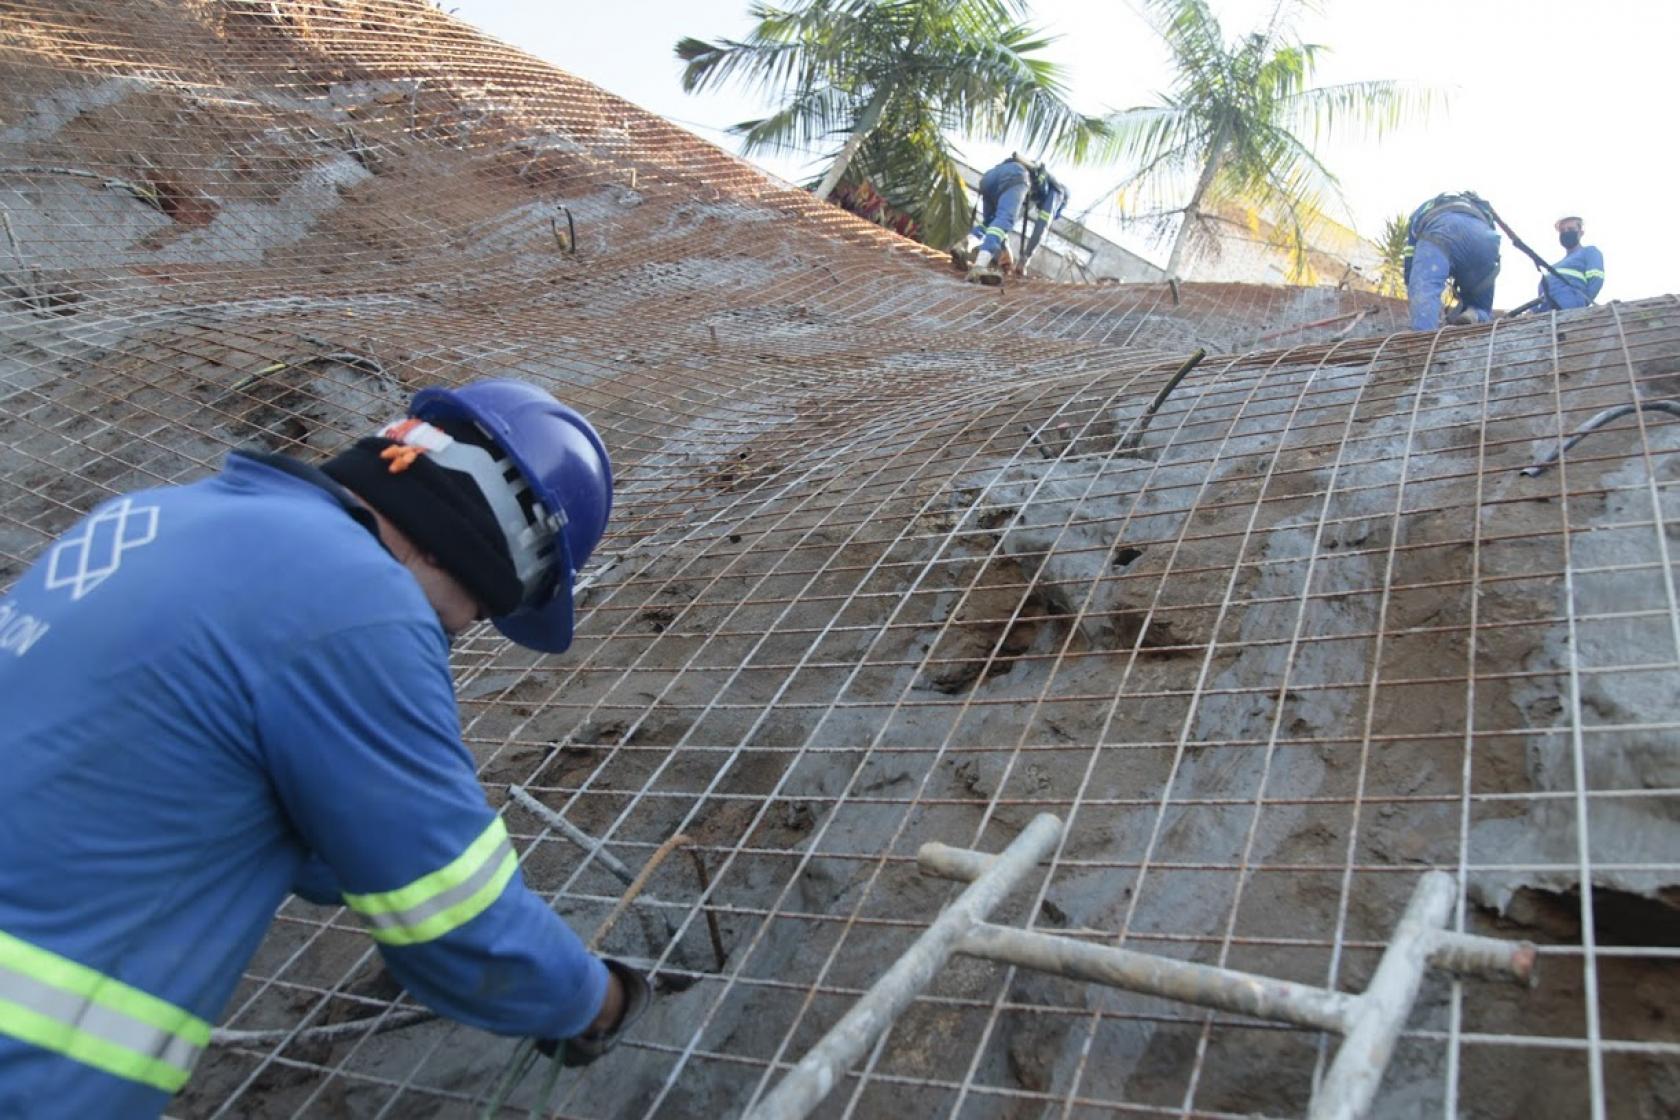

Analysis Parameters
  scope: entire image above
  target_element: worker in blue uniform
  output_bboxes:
[0,379,650,1117]
[1015,166,1069,277]
[1403,191,1502,330]
[1536,214,1604,311]
[951,153,1046,284]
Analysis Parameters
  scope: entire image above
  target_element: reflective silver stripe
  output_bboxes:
[355,832,516,934]
[0,961,201,1074]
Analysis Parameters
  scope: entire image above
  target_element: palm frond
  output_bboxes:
[1282,78,1440,142]
[731,84,856,154]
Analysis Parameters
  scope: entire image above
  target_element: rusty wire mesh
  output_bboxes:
[1,2,1676,1118]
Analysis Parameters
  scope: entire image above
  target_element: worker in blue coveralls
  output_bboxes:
[0,379,650,1117]
[1403,191,1503,330]
[951,153,1064,284]
[1536,214,1605,311]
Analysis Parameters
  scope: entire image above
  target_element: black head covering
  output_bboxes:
[320,427,523,616]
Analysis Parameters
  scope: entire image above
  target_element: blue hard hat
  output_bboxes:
[409,379,612,653]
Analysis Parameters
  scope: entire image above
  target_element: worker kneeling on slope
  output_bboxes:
[1403,191,1502,330]
[952,153,1064,285]
[1536,214,1605,312]
[0,379,650,1116]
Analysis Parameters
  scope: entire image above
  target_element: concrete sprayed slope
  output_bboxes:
[1,2,1676,1118]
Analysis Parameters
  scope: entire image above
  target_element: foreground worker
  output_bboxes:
[0,379,649,1115]
[951,153,1059,284]
[1403,191,1502,330]
[1537,214,1605,311]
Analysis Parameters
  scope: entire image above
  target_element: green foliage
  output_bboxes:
[676,0,1108,248]
[1094,0,1437,278]
[1378,210,1409,297]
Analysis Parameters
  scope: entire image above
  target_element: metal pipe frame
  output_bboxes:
[746,819,1536,1120]
[743,813,1065,1120]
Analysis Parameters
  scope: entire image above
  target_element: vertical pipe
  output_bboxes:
[742,814,1063,1120]
[1311,872,1456,1120]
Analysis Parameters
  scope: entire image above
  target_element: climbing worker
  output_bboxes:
[1015,164,1069,277]
[951,152,1041,285]
[0,379,651,1116]
[1402,191,1503,330]
[1536,214,1605,311]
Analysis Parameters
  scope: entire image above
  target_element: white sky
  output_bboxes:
[450,0,1674,307]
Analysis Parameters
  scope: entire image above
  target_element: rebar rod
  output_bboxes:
[742,813,1063,1120]
[508,783,637,886]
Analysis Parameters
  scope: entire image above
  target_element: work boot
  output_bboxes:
[949,234,981,271]
[965,248,1003,286]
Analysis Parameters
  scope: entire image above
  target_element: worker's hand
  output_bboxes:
[536,958,653,1067]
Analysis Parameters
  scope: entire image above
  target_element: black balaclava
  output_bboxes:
[320,422,523,616]
[1559,228,1582,251]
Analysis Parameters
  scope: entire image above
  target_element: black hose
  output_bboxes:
[1521,400,1680,476]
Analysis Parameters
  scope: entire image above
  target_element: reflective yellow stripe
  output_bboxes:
[984,225,1007,238]
[1553,267,1587,280]
[0,930,209,1092]
[343,818,518,946]
[1584,269,1605,279]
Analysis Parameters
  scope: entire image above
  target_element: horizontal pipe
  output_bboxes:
[916,842,994,883]
[955,923,1357,1034]
[1429,930,1539,987]
[743,815,1064,1120]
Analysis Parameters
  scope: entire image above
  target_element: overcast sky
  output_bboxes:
[451,0,1673,308]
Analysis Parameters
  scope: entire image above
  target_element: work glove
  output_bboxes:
[536,958,653,1067]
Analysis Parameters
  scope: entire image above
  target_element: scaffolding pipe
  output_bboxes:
[954,923,1357,1033]
[1428,929,1538,986]
[750,835,1537,1120]
[742,814,1063,1120]
[1310,872,1457,1120]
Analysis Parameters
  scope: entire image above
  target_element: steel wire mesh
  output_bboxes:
[1,2,1676,1118]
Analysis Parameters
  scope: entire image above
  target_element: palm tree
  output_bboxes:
[676,0,1107,248]
[1377,210,1409,297]
[1096,0,1434,279]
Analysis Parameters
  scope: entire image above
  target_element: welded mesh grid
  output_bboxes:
[1,2,1676,1118]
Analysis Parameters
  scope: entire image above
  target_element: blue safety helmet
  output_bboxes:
[408,379,612,653]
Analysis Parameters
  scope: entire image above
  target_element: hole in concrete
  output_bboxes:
[1498,885,1680,947]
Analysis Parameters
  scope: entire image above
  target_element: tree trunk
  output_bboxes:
[814,83,893,201]
[1165,118,1230,280]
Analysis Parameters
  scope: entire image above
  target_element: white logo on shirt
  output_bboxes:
[44,497,160,601]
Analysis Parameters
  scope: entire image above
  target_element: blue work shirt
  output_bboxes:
[0,452,606,1117]
[1540,243,1605,309]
